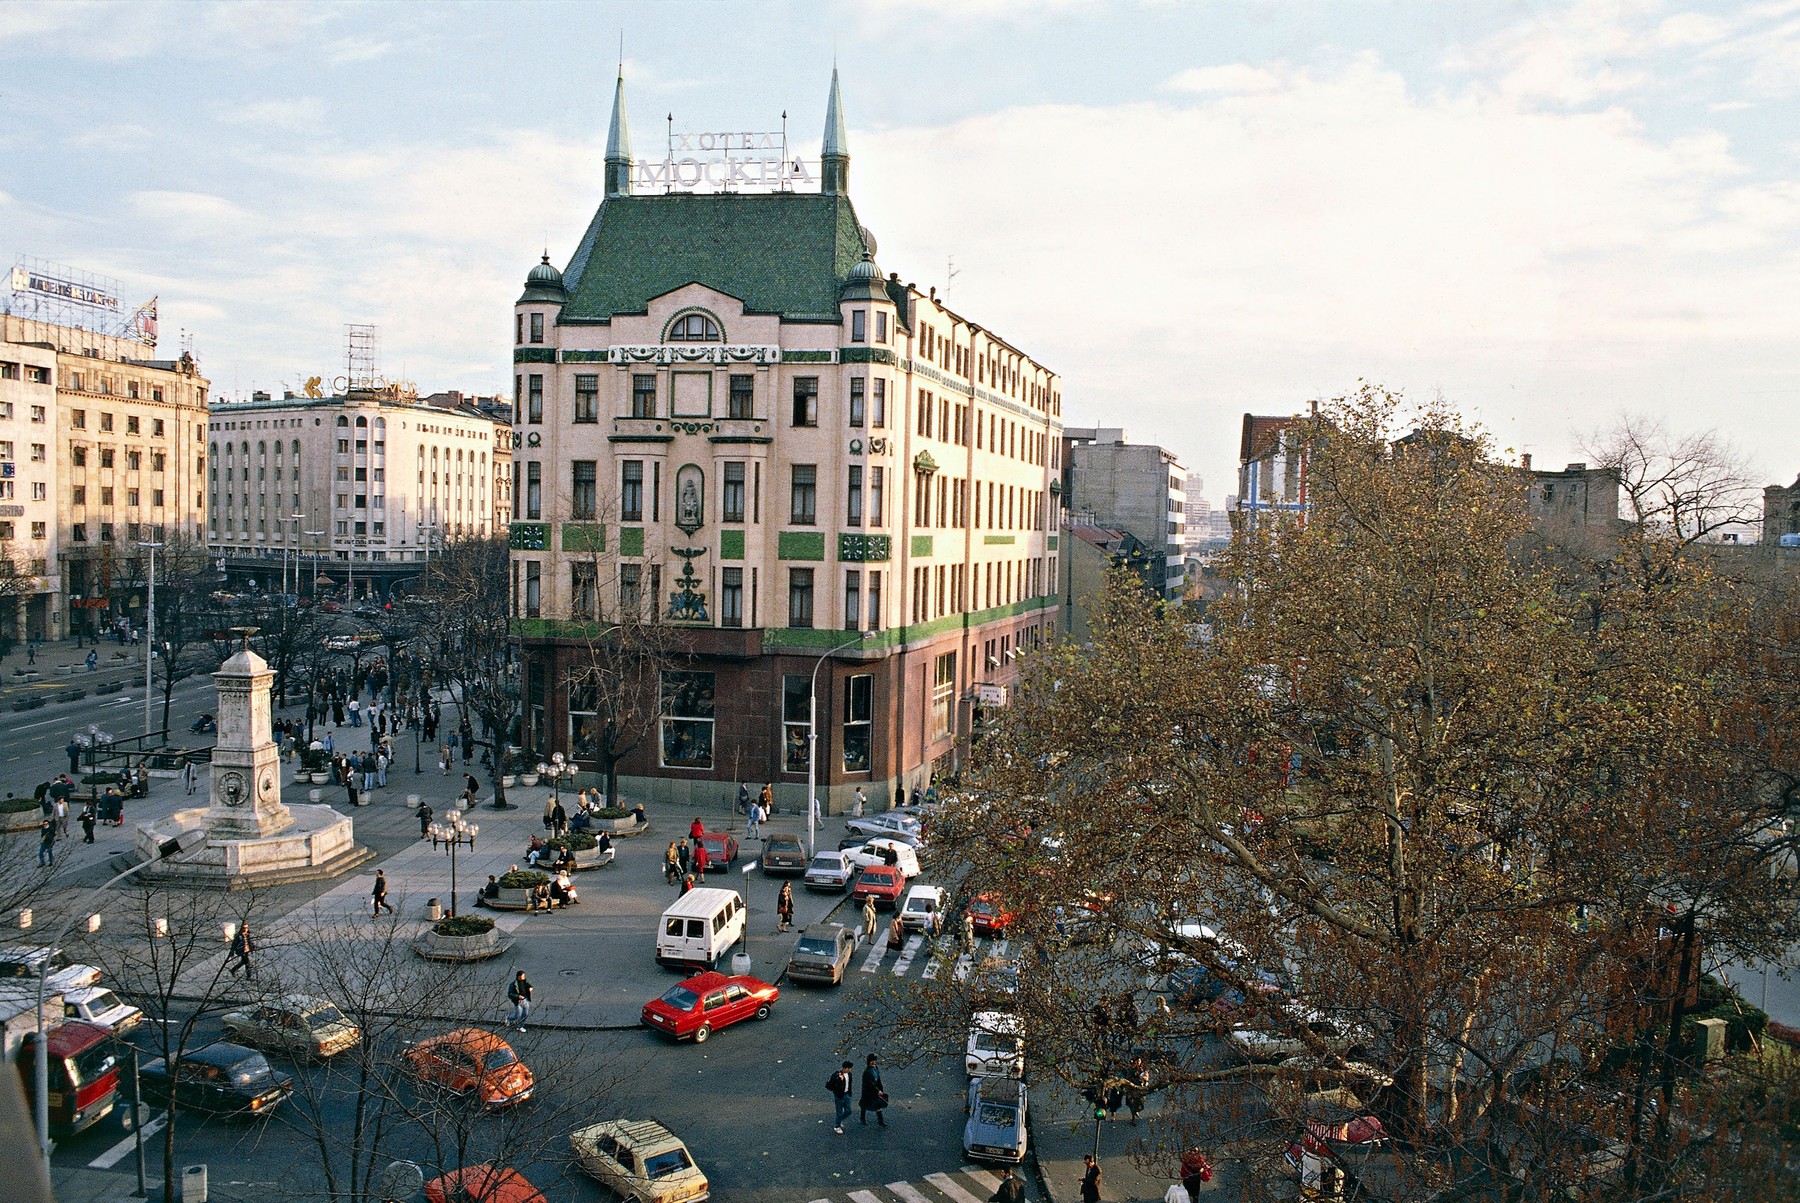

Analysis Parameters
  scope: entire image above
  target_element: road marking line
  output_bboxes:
[920,951,944,980]
[925,1173,984,1203]
[891,934,923,975]
[961,1167,1002,1192]
[953,953,972,981]
[859,937,887,974]
[989,939,1009,959]
[89,1113,164,1169]
[888,1183,933,1203]
[848,1191,885,1203]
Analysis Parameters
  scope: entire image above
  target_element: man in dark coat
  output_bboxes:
[859,1053,888,1126]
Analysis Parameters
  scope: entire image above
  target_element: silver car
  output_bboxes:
[803,850,853,891]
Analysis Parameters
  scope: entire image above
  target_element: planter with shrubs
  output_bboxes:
[417,913,504,961]
[545,830,613,870]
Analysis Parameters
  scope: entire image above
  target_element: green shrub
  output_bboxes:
[496,869,549,889]
[589,807,629,820]
[81,772,121,786]
[1681,974,1769,1054]
[0,797,39,815]
[546,831,599,852]
[300,748,330,771]
[432,914,495,938]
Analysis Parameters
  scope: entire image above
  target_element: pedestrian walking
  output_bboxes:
[859,1054,888,1126]
[371,869,395,916]
[183,759,199,795]
[25,640,34,665]
[543,796,556,833]
[736,782,750,815]
[227,922,255,978]
[79,805,96,844]
[745,799,762,841]
[760,782,774,817]
[664,841,681,885]
[439,743,452,774]
[418,801,433,839]
[1080,1156,1102,1203]
[85,650,97,672]
[963,912,976,953]
[853,786,866,818]
[693,839,709,877]
[65,739,81,775]
[680,874,695,896]
[37,817,56,867]
[506,970,532,1031]
[863,896,879,944]
[551,800,567,837]
[677,839,691,877]
[827,1060,854,1134]
[689,815,705,841]
[776,881,795,933]
[54,795,68,838]
[990,1167,1026,1203]
[346,775,359,808]
[348,698,361,727]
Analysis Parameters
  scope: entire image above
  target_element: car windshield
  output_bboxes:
[303,1006,345,1028]
[795,937,837,956]
[66,1042,119,1089]
[974,1031,1018,1052]
[904,897,932,911]
[970,899,998,916]
[87,991,124,1012]
[809,856,842,872]
[481,1047,518,1072]
[644,1148,694,1179]
[976,1102,1019,1128]
[230,1053,274,1085]
[863,870,895,885]
[660,986,701,1009]
[768,837,801,852]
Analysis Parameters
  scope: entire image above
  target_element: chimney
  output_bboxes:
[1520,453,1532,471]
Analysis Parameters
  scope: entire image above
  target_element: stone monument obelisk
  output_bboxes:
[204,629,292,839]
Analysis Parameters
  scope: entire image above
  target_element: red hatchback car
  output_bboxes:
[696,831,740,873]
[641,971,779,1044]
[851,865,905,908]
[968,893,1016,936]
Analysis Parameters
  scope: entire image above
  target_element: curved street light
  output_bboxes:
[807,630,876,856]
[429,807,479,916]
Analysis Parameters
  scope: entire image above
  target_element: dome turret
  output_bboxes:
[519,254,567,305]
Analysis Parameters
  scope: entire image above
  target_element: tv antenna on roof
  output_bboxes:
[947,256,961,291]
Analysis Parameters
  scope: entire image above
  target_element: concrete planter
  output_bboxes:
[415,924,508,962]
[501,774,518,788]
[518,773,540,788]
[311,773,330,785]
[0,809,44,834]
[592,815,649,837]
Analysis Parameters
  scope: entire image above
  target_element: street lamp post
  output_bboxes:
[305,529,326,598]
[807,630,875,856]
[537,752,576,821]
[137,539,163,740]
[429,807,478,917]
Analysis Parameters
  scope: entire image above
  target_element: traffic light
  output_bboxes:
[1080,1086,1106,1120]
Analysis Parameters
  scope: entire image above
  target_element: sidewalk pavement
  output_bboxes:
[1030,1082,1230,1203]
[1,638,146,699]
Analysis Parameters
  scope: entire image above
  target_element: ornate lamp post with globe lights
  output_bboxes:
[538,752,577,820]
[429,807,478,916]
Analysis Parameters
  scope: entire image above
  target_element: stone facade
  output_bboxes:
[1764,474,1800,545]
[1060,428,1185,598]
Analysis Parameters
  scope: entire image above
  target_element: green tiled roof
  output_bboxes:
[562,192,871,323]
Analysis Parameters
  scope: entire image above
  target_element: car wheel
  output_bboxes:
[693,1024,711,1044]
[755,1003,771,1020]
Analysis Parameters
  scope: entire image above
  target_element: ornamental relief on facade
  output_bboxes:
[605,344,782,366]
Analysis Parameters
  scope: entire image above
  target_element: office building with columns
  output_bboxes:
[511,71,1063,811]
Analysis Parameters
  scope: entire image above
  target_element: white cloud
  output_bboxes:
[219,98,326,132]
[1162,64,1283,95]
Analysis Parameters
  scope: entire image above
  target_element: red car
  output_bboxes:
[425,1165,546,1203]
[852,865,905,908]
[968,893,1016,936]
[641,970,779,1044]
[696,831,740,873]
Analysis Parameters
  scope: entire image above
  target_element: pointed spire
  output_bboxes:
[604,70,634,197]
[822,67,849,195]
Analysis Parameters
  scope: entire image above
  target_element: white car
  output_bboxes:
[0,946,102,995]
[1229,1009,1368,1062]
[966,1011,1024,1079]
[803,850,854,891]
[62,986,143,1035]
[842,812,922,844]
[899,884,945,932]
[844,839,921,879]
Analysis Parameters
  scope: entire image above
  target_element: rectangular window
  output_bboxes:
[728,374,754,419]
[788,567,814,628]
[72,486,86,506]
[527,374,544,423]
[876,312,888,344]
[101,487,114,505]
[660,671,715,770]
[72,446,86,467]
[515,314,523,345]
[529,312,544,343]
[571,563,597,619]
[843,674,872,772]
[525,462,542,519]
[844,569,862,629]
[71,410,85,429]
[29,444,45,462]
[849,378,865,428]
[867,570,882,629]
[782,675,811,774]
[791,377,818,427]
[871,379,886,428]
[720,567,743,628]
[846,465,863,527]
[126,415,140,434]
[99,412,112,431]
[631,374,656,418]
[722,462,746,523]
[571,460,597,520]
[851,309,866,342]
[619,562,642,612]
[932,651,957,739]
[790,464,817,524]
[524,561,541,617]
[574,374,599,423]
[621,461,644,521]
[31,405,46,423]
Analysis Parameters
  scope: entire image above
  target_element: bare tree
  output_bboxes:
[0,539,37,659]
[1584,414,1762,546]
[416,538,520,807]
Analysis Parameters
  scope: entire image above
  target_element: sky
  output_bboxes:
[3,0,1798,504]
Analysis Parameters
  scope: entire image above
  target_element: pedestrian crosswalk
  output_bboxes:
[804,1165,1004,1203]
[856,935,1010,982]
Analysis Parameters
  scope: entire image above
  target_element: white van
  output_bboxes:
[656,888,747,970]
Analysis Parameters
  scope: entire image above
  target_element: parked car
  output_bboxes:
[965,1011,1024,1079]
[322,635,359,652]
[1275,1055,1393,1109]
[851,865,905,908]
[0,946,102,995]
[222,995,361,1059]
[971,955,1021,998]
[1168,960,1285,1012]
[899,884,945,932]
[1228,1010,1368,1062]
[641,971,778,1044]
[758,832,808,876]
[694,831,740,872]
[137,1041,293,1118]
[843,812,922,843]
[967,893,1016,937]
[424,1165,547,1203]
[402,1028,534,1108]
[62,986,142,1035]
[844,839,922,878]
[964,1075,1029,1163]
[803,850,854,892]
[570,1118,710,1203]
[785,924,859,986]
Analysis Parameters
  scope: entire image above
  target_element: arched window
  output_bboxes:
[666,312,722,342]
[336,416,349,427]
[291,440,301,457]
[355,416,368,428]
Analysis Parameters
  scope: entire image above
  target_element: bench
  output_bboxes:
[475,886,568,913]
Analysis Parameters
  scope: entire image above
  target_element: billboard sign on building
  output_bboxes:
[9,266,119,310]
[633,129,819,193]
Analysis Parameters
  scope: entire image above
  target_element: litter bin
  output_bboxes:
[427,899,443,921]
[181,1164,208,1202]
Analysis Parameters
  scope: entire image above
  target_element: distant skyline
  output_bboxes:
[3,0,1797,501]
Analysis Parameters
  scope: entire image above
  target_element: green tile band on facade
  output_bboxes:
[508,523,547,550]
[719,529,746,560]
[910,535,933,557]
[524,595,1057,651]
[608,434,676,444]
[618,526,645,558]
[777,531,826,561]
[782,350,834,364]
[838,347,897,365]
[1047,535,1058,550]
[838,533,892,562]
[512,348,557,363]
[560,350,609,362]
[983,534,1015,545]
[561,523,606,552]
